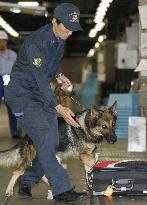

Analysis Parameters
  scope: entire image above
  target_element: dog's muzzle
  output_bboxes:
[105,134,117,144]
[101,130,117,144]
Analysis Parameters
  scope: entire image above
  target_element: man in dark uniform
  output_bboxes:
[4,3,88,204]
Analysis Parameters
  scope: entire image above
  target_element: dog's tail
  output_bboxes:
[0,143,21,167]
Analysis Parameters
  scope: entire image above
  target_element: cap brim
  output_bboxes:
[62,21,83,31]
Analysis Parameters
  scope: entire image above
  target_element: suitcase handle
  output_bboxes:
[112,179,134,191]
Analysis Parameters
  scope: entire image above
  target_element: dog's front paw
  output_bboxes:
[5,190,13,197]
[47,190,53,200]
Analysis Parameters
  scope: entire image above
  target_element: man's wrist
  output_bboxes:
[55,104,63,112]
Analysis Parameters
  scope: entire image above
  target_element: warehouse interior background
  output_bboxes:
[1,0,147,149]
[1,1,147,204]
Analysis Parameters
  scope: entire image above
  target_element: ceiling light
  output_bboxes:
[45,11,48,17]
[18,1,39,7]
[10,7,21,13]
[94,22,105,31]
[89,29,96,38]
[89,0,114,38]
[98,36,104,42]
[102,0,109,3]
[0,1,47,16]
[95,42,100,48]
[0,15,19,37]
[98,35,106,43]
[87,49,95,57]
[89,22,105,38]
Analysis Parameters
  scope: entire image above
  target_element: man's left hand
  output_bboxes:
[57,74,72,91]
[57,74,71,84]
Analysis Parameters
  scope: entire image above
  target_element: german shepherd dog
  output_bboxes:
[0,102,117,197]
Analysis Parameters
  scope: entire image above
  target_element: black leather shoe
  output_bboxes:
[18,184,32,198]
[53,189,89,204]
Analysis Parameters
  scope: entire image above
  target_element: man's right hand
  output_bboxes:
[55,104,80,128]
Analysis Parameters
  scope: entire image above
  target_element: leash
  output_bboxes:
[54,83,86,110]
[69,95,85,109]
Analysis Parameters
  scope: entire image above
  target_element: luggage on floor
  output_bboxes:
[88,160,147,196]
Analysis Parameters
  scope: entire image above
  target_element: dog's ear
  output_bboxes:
[109,101,117,117]
[90,106,98,118]
[85,107,101,127]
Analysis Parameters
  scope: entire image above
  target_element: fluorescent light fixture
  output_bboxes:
[18,1,39,7]
[0,15,19,37]
[98,35,104,42]
[89,22,105,38]
[87,49,95,57]
[89,0,114,38]
[0,1,47,17]
[45,11,48,17]
[95,22,105,31]
[94,42,100,48]
[10,7,21,13]
[89,29,96,38]
[98,35,106,43]
[102,0,110,3]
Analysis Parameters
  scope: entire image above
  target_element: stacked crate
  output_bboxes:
[76,73,98,108]
[107,93,139,138]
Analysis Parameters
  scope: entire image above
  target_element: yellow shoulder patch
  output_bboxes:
[33,57,42,67]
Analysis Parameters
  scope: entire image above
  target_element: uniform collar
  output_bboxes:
[48,24,65,46]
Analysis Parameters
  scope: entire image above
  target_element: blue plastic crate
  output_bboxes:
[75,73,98,108]
[107,94,140,139]
[107,93,139,108]
[116,132,128,138]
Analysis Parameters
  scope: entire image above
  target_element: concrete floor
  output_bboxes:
[0,101,147,205]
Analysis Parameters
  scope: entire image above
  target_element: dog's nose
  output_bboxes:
[107,134,117,144]
[110,136,117,143]
[108,140,113,144]
[109,140,115,144]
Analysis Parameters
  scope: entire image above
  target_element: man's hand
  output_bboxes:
[56,74,73,93]
[57,74,71,85]
[56,74,72,92]
[55,104,80,128]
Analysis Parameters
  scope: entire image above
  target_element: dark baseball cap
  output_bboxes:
[53,3,83,31]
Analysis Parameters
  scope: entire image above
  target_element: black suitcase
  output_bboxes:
[88,160,147,196]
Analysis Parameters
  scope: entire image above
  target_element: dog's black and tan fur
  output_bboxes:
[0,102,117,197]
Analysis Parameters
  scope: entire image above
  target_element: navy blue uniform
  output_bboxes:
[4,24,72,196]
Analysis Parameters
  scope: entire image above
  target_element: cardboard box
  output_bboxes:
[128,117,146,152]
[115,42,138,69]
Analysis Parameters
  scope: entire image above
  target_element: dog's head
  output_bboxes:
[78,101,117,144]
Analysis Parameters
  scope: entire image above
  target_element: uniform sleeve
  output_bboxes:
[55,66,63,77]
[54,41,65,77]
[27,44,60,108]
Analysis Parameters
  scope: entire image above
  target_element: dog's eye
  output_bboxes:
[102,125,106,128]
